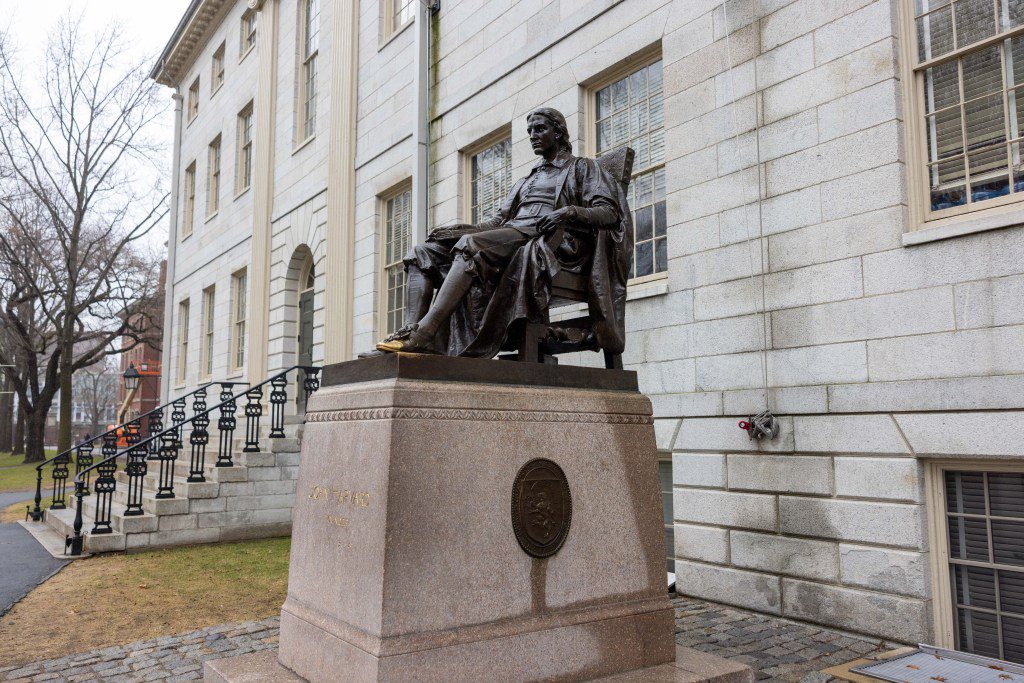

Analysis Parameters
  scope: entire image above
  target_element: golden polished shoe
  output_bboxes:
[375,326,438,354]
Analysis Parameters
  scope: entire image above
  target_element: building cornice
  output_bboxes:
[149,0,233,86]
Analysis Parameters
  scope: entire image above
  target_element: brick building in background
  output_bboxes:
[116,261,166,423]
[151,0,1024,661]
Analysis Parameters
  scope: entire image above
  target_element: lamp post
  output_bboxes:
[123,363,141,392]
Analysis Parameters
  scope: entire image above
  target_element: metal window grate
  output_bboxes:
[852,643,1024,682]
[946,470,1024,663]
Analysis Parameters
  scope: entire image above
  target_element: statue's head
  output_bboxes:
[527,108,572,157]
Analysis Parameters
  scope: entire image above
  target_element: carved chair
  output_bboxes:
[509,146,635,369]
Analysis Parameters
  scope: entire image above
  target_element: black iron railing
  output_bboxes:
[64,365,320,555]
[28,383,242,522]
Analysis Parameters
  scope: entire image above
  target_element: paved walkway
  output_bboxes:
[0,596,900,682]
[0,490,68,617]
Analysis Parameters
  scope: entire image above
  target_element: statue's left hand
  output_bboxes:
[537,206,578,235]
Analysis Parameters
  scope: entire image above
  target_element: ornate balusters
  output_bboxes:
[91,454,118,534]
[303,367,321,403]
[188,387,209,482]
[269,375,288,438]
[216,383,237,467]
[50,451,71,510]
[171,398,187,450]
[126,418,142,447]
[123,443,148,516]
[146,407,164,460]
[155,427,179,499]
[243,386,263,453]
[75,438,95,496]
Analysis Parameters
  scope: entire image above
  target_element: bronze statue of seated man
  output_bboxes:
[374,107,633,360]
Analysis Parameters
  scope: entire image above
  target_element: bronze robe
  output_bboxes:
[442,155,633,359]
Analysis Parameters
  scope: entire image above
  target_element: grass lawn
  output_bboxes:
[0,450,59,494]
[0,496,53,523]
[0,537,291,666]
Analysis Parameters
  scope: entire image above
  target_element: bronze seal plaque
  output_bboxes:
[511,458,572,558]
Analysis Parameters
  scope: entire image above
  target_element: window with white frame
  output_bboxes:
[201,287,215,379]
[240,9,257,57]
[392,0,414,33]
[231,269,247,371]
[177,299,190,384]
[381,0,414,41]
[910,0,1024,223]
[594,58,665,280]
[207,135,221,216]
[382,187,412,336]
[212,42,225,92]
[297,0,319,142]
[187,77,200,122]
[469,136,512,224]
[942,469,1024,663]
[237,102,254,193]
[183,161,196,238]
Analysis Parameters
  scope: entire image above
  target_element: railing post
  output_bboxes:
[50,451,71,510]
[75,438,94,496]
[65,482,86,556]
[216,383,238,467]
[269,375,288,438]
[92,455,118,534]
[303,367,321,405]
[243,386,263,452]
[171,397,187,451]
[29,466,44,522]
[123,443,148,517]
[146,407,164,460]
[156,428,179,499]
[188,387,209,482]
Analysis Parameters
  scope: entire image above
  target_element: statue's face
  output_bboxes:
[527,115,560,157]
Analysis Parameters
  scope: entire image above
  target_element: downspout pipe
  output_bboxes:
[413,1,439,243]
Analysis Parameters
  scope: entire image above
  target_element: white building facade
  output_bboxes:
[154,0,1024,660]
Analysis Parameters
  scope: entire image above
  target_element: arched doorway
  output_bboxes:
[296,255,315,412]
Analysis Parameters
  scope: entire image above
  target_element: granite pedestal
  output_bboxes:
[205,354,751,682]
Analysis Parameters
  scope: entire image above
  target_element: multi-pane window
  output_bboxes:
[595,59,665,280]
[212,42,225,92]
[187,78,200,122]
[231,270,247,371]
[944,470,1024,663]
[201,287,215,378]
[177,299,190,384]
[183,162,196,238]
[393,0,415,32]
[913,0,1024,216]
[298,0,319,142]
[383,188,412,336]
[470,137,512,224]
[237,103,254,193]
[240,9,257,56]
[207,135,221,215]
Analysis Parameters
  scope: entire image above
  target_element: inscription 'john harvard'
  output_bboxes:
[308,485,372,531]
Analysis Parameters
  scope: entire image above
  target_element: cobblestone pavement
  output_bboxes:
[0,596,901,682]
[673,596,902,682]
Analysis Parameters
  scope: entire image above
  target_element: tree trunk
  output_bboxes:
[0,373,12,452]
[57,352,73,455]
[22,408,46,463]
[13,402,24,455]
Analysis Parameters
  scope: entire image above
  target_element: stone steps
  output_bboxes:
[40,424,305,554]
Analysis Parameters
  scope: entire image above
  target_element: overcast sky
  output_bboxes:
[4,0,194,251]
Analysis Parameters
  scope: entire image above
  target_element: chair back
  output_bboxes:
[596,147,635,191]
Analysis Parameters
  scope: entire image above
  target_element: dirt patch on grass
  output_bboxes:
[0,537,291,665]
